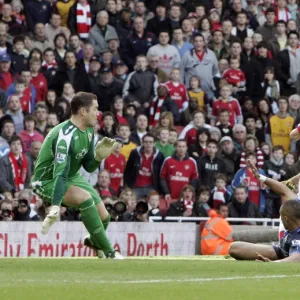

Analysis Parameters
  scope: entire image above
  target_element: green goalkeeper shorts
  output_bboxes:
[31,174,102,207]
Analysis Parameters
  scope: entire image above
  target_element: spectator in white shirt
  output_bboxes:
[147,30,181,76]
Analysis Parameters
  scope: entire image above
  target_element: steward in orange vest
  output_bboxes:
[201,204,233,255]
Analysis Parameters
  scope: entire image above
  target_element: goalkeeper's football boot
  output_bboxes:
[41,205,60,234]
[106,250,124,260]
[83,236,105,259]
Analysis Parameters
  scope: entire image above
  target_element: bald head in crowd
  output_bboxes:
[30,141,42,159]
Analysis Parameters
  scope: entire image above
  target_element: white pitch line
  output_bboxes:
[70,274,300,284]
[119,274,300,284]
[2,256,232,260]
[2,274,300,285]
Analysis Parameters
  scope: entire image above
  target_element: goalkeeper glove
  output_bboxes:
[94,137,118,162]
[282,180,295,191]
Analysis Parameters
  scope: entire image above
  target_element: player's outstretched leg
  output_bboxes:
[64,186,124,259]
[229,242,278,261]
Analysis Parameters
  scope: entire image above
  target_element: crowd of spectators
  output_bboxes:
[0,0,300,224]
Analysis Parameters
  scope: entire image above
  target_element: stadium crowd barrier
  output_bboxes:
[149,217,281,227]
[0,220,279,258]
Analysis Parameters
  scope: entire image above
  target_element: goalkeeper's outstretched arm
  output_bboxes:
[246,160,296,201]
[262,176,296,202]
[283,173,300,188]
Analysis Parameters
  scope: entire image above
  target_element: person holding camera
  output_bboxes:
[120,199,149,222]
[119,188,136,214]
[0,200,13,221]
[117,188,149,222]
[13,189,40,221]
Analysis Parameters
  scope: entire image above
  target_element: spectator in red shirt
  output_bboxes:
[165,68,189,112]
[231,151,267,213]
[179,110,211,145]
[100,136,126,195]
[209,9,221,31]
[211,84,243,127]
[94,169,115,198]
[30,58,48,102]
[0,54,13,91]
[160,139,198,201]
[124,133,164,199]
[18,115,44,153]
[222,57,246,94]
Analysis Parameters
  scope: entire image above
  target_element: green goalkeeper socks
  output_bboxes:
[89,215,111,249]
[102,215,111,230]
[79,198,113,255]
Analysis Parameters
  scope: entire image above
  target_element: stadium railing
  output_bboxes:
[149,217,281,227]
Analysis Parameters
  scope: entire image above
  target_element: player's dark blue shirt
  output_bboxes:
[275,228,300,259]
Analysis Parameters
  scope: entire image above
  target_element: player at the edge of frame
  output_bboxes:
[229,125,300,262]
[229,158,300,262]
[31,92,123,259]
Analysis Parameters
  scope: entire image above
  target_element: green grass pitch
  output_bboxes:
[1,257,299,300]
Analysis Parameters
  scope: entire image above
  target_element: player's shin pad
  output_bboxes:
[79,198,114,255]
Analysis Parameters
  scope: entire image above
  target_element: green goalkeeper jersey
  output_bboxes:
[32,120,99,205]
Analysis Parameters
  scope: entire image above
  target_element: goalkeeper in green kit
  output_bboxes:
[31,92,123,259]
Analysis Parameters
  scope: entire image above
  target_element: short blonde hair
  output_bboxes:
[119,188,136,204]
